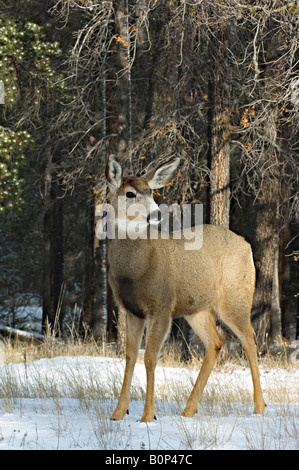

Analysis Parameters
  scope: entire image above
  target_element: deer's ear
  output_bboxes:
[106,155,123,190]
[144,157,180,189]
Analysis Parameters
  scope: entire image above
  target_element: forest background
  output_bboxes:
[0,0,298,354]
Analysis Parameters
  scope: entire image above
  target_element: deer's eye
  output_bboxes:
[126,191,135,198]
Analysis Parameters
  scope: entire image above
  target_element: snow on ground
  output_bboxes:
[0,356,298,450]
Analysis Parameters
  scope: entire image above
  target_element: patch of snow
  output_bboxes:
[0,356,298,450]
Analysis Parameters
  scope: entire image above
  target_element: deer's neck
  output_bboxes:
[108,237,152,280]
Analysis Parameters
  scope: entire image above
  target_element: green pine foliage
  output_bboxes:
[0,16,70,212]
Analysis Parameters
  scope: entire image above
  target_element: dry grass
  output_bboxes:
[1,329,296,370]
[1,333,298,406]
[2,333,113,365]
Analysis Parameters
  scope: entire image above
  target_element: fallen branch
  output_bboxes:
[0,324,44,344]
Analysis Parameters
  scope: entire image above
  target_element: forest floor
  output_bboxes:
[0,338,298,450]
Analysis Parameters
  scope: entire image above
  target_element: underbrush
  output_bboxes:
[2,328,296,369]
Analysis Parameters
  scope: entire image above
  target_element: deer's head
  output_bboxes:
[106,155,180,232]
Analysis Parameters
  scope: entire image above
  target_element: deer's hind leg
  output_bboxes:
[111,312,145,420]
[219,307,265,416]
[182,311,223,418]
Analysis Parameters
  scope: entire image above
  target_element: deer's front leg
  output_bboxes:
[141,315,172,422]
[112,312,145,420]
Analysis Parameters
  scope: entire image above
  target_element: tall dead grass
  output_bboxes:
[1,328,296,371]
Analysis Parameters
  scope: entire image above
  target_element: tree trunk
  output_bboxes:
[107,0,132,355]
[207,23,231,228]
[297,267,299,340]
[252,166,280,346]
[90,238,107,340]
[134,0,156,132]
[279,218,291,339]
[42,149,64,335]
[42,150,52,333]
[278,125,292,340]
[113,0,131,157]
[271,232,281,340]
[106,279,118,343]
[81,190,96,335]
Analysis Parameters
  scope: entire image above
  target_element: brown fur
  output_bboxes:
[105,156,265,422]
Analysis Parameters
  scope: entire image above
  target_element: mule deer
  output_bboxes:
[104,155,265,422]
